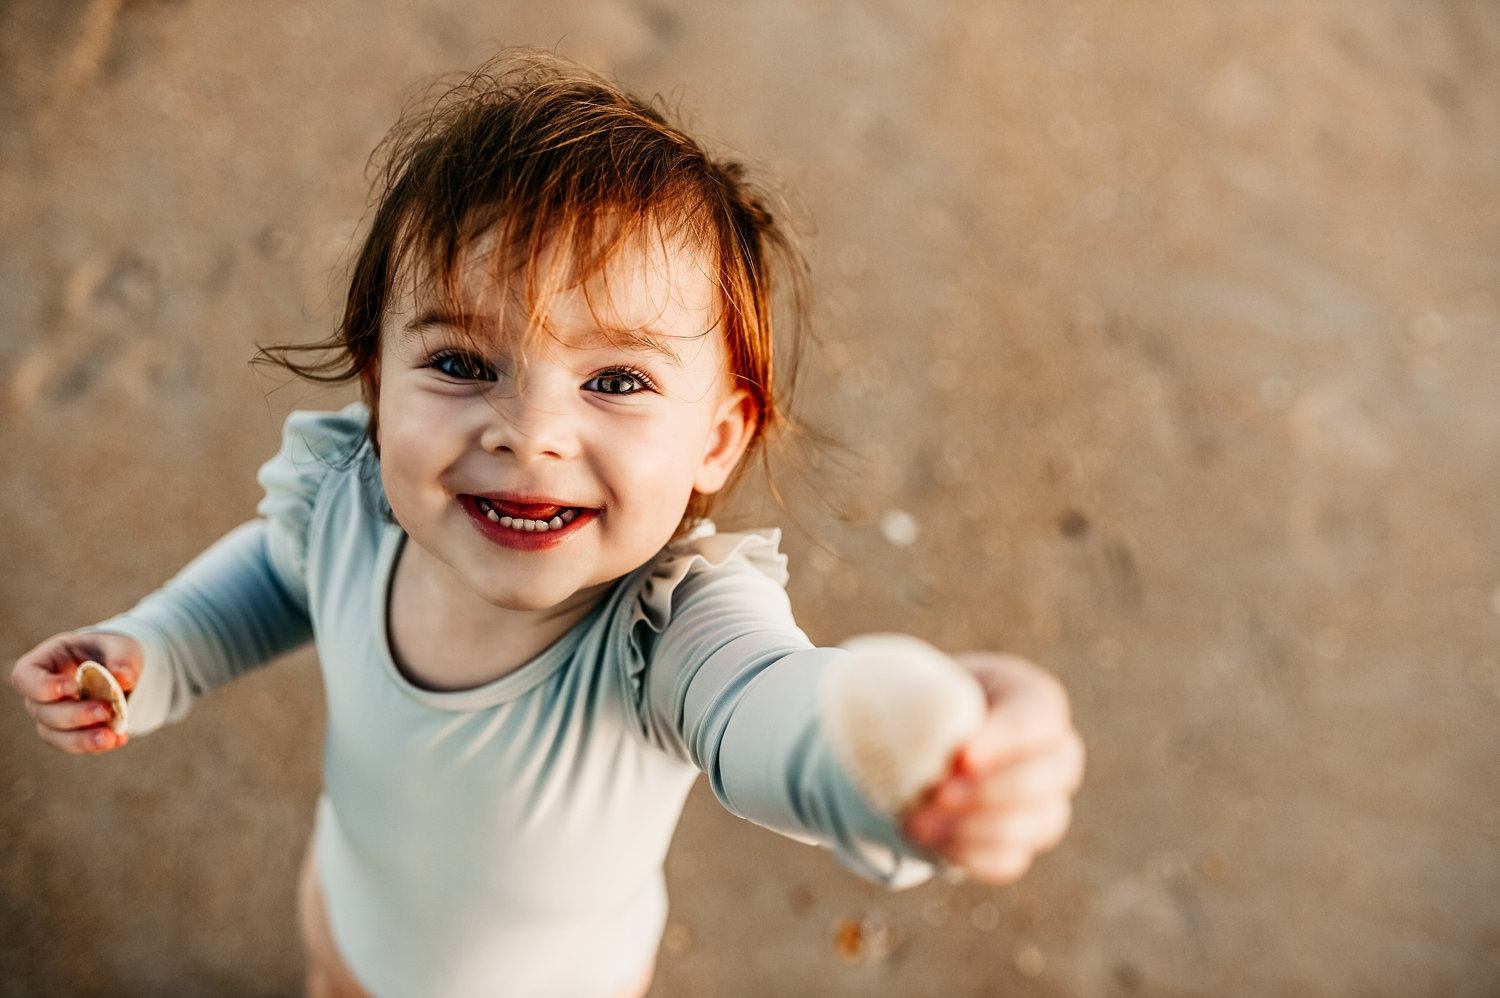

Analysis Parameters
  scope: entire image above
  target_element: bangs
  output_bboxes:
[397,202,726,368]
[375,56,752,379]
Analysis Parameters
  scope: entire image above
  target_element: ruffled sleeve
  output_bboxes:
[620,524,789,744]
[255,403,373,607]
[634,523,789,632]
[85,407,367,734]
[617,524,935,889]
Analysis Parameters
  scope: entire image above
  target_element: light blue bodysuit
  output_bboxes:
[92,406,933,997]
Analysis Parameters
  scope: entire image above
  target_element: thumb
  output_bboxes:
[81,632,145,693]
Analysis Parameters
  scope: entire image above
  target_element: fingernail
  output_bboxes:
[93,730,112,749]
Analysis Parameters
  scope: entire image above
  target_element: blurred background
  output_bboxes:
[2,1,1497,995]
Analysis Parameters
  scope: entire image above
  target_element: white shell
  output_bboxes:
[817,634,987,814]
[76,660,129,736]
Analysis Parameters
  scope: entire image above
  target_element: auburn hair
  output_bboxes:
[258,49,807,522]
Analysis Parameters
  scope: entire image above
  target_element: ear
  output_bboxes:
[694,388,758,494]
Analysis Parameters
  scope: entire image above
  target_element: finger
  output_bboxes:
[56,631,143,693]
[11,631,141,699]
[28,696,121,732]
[959,713,1075,777]
[915,829,1037,884]
[34,720,127,755]
[900,771,983,846]
[952,798,1073,857]
[11,655,79,702]
[927,774,977,811]
[959,845,1035,885]
[967,731,1086,807]
[911,731,1079,817]
[902,809,953,851]
[12,634,75,695]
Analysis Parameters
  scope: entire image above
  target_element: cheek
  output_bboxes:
[619,421,715,504]
[374,397,440,505]
[376,444,416,513]
[376,440,443,544]
[376,374,442,451]
[593,421,678,488]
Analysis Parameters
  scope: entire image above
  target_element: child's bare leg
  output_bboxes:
[297,846,374,998]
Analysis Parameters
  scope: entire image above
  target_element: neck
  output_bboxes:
[386,536,610,692]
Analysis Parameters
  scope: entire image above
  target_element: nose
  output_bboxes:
[478,385,580,461]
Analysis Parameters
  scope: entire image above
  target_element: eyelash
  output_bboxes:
[425,351,658,396]
[584,366,658,396]
[426,350,496,381]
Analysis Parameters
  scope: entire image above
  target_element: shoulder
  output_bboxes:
[256,404,374,499]
[255,403,383,584]
[270,403,372,468]
[610,521,803,720]
[632,522,791,635]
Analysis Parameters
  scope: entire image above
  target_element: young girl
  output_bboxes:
[11,52,1083,998]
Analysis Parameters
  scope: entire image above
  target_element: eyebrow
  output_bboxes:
[403,308,486,335]
[402,308,690,366]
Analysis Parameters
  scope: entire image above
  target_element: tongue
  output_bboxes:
[490,500,566,520]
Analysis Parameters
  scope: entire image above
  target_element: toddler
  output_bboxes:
[11,51,1084,998]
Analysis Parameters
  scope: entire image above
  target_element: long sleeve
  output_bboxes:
[628,530,935,888]
[88,406,369,735]
[88,521,312,733]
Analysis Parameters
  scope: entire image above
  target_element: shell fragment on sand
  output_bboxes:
[76,660,128,736]
[817,634,987,814]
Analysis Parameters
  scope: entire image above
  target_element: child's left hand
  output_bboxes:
[901,653,1085,883]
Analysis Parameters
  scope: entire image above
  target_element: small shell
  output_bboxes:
[76,660,128,736]
[817,634,987,814]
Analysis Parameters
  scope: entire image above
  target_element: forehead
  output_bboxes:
[399,224,723,345]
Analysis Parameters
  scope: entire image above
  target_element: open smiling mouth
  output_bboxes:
[461,496,596,544]
[476,497,582,532]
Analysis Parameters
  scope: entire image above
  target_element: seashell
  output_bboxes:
[76,660,128,736]
[817,634,987,814]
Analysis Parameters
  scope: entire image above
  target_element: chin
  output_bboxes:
[481,580,597,614]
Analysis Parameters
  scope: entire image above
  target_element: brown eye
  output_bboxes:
[430,351,495,381]
[585,369,653,395]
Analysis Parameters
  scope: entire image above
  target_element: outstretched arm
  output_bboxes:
[11,520,313,747]
[637,555,1083,886]
[12,408,372,751]
[636,555,938,887]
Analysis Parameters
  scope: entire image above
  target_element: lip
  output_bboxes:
[459,494,596,551]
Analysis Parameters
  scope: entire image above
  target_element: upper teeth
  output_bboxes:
[477,499,579,532]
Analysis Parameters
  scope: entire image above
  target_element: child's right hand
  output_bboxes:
[10,631,142,753]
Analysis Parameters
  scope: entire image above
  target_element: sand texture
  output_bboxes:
[2,1,1498,995]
